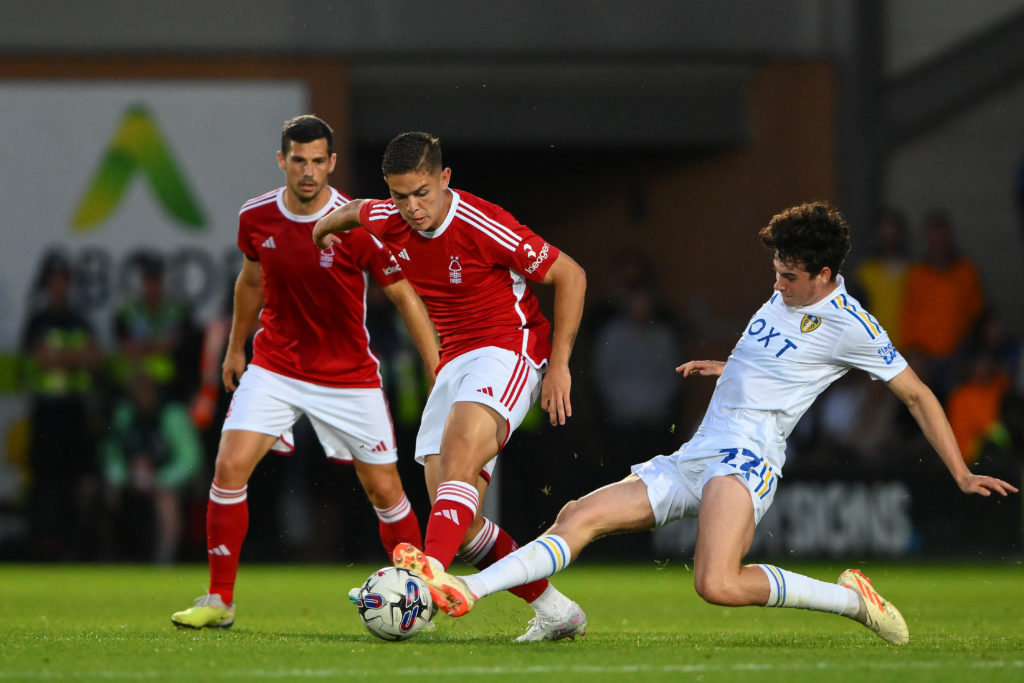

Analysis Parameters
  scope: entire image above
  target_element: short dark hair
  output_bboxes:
[758,202,850,279]
[281,115,333,155]
[381,132,442,177]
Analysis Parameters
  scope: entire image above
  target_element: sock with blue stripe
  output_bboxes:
[758,564,860,617]
[463,534,572,600]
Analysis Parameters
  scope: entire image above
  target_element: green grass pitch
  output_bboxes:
[1,561,1022,682]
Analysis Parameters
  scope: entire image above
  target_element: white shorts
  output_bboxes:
[631,436,782,527]
[223,364,397,465]
[414,347,543,477]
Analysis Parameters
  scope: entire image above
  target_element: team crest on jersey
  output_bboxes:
[448,256,462,284]
[800,315,822,333]
[319,247,334,268]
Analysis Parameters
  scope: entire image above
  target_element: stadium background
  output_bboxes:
[0,0,1021,564]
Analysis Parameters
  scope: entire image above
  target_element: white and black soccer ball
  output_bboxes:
[356,567,433,641]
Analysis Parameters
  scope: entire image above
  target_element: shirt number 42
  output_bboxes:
[718,447,776,499]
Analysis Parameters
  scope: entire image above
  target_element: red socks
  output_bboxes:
[206,482,248,605]
[374,493,422,556]
[424,480,479,568]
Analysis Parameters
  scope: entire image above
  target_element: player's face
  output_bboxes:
[772,257,835,307]
[277,138,336,206]
[385,167,452,232]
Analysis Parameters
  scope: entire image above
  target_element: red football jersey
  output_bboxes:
[238,186,405,387]
[359,189,559,370]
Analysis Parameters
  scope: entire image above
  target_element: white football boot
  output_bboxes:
[516,601,587,642]
[838,568,909,644]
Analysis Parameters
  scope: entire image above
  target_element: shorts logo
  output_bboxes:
[800,315,822,333]
[449,256,462,284]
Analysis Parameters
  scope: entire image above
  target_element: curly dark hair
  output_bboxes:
[758,202,850,279]
[381,131,442,177]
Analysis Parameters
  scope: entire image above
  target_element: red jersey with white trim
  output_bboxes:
[359,189,559,370]
[238,186,405,387]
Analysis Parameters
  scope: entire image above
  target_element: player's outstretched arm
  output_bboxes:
[382,279,440,387]
[677,360,725,377]
[539,252,586,426]
[887,366,1019,497]
[312,199,367,249]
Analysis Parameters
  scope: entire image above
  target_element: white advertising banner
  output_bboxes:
[0,81,309,349]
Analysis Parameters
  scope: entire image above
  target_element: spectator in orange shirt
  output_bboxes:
[900,210,985,398]
[946,351,1011,466]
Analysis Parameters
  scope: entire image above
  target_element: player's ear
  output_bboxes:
[439,167,451,189]
[276,151,286,172]
[328,153,337,174]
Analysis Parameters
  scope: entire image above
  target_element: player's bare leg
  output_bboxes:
[546,474,657,554]
[694,474,907,644]
[172,429,276,629]
[396,401,586,638]
[353,460,422,556]
[455,474,656,603]
[417,474,651,640]
[692,475,768,606]
[418,401,504,568]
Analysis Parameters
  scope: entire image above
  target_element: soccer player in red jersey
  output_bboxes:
[313,132,588,641]
[172,117,439,630]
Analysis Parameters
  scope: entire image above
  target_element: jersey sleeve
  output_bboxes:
[359,199,402,242]
[834,316,908,381]
[480,202,561,282]
[236,210,259,261]
[354,229,406,288]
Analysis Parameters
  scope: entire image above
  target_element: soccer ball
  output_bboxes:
[356,566,433,641]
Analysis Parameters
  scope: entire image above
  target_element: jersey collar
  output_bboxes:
[415,190,460,239]
[276,186,340,223]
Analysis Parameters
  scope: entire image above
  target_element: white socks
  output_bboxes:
[463,534,572,601]
[758,564,860,617]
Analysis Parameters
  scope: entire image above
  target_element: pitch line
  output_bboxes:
[2,661,1023,679]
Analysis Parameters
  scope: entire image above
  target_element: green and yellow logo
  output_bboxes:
[72,104,206,231]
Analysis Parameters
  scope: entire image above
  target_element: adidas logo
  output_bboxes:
[397,248,410,260]
[433,509,460,525]
[476,387,494,396]
[262,236,277,249]
[208,544,232,557]
[371,440,389,453]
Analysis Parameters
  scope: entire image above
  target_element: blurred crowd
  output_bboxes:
[3,206,1023,563]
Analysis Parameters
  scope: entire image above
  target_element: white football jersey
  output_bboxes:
[695,275,907,462]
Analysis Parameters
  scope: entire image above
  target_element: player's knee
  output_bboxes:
[359,468,404,507]
[693,572,744,606]
[550,498,599,539]
[212,452,252,488]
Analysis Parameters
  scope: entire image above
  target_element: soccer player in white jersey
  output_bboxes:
[403,202,1018,644]
[312,132,588,641]
[171,116,439,630]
